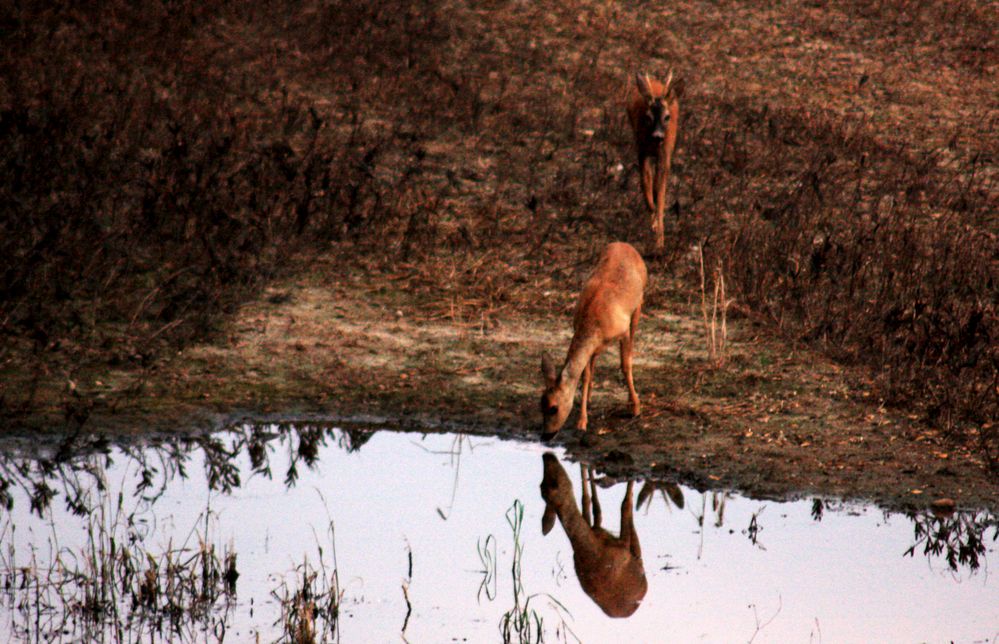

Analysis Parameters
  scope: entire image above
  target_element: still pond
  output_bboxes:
[0,424,995,642]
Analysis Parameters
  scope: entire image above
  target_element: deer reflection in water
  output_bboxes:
[539,453,647,618]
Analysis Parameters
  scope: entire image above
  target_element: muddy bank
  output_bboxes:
[10,258,996,513]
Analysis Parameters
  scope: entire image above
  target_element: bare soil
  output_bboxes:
[13,251,995,512]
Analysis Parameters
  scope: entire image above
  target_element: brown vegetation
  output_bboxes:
[1,0,996,467]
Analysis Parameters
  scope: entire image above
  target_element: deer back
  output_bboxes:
[573,242,647,343]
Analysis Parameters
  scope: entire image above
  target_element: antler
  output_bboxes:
[635,71,654,100]
[663,68,674,94]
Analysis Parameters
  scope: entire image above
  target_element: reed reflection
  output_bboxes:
[539,452,646,618]
[0,422,373,517]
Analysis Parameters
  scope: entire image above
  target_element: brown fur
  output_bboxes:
[627,71,685,251]
[540,453,647,618]
[540,242,648,438]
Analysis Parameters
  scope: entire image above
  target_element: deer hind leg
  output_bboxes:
[620,309,641,416]
[621,481,642,559]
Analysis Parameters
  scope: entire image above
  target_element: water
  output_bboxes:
[0,424,996,642]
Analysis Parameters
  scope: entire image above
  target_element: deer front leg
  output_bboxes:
[652,159,671,250]
[620,335,640,417]
[585,354,597,410]
[639,156,656,214]
[577,356,595,430]
[589,470,603,529]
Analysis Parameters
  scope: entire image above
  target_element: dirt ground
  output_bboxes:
[16,251,993,512]
[4,0,997,511]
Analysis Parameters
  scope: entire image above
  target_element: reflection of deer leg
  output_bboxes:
[590,473,603,529]
[622,481,642,559]
[580,464,593,526]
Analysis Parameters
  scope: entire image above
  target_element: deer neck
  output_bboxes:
[548,488,601,555]
[559,333,602,389]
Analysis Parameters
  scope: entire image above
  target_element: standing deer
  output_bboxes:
[540,453,647,618]
[540,242,647,440]
[627,69,685,251]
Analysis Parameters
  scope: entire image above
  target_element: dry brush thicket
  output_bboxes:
[1,0,995,461]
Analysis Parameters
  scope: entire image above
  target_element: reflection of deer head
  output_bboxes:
[539,453,647,617]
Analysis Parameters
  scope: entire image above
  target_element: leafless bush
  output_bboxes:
[697,246,731,367]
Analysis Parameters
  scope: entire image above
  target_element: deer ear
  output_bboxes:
[634,72,653,101]
[636,481,654,510]
[669,77,686,100]
[541,352,558,387]
[665,483,685,509]
[541,503,557,535]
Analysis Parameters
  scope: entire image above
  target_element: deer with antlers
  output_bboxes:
[627,69,685,252]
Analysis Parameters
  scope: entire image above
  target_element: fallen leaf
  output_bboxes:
[931,498,955,510]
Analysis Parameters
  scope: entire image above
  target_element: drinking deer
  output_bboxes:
[540,242,647,440]
[540,453,647,618]
[627,69,685,251]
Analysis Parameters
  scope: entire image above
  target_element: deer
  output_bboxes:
[540,453,647,618]
[539,242,648,440]
[627,69,685,252]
